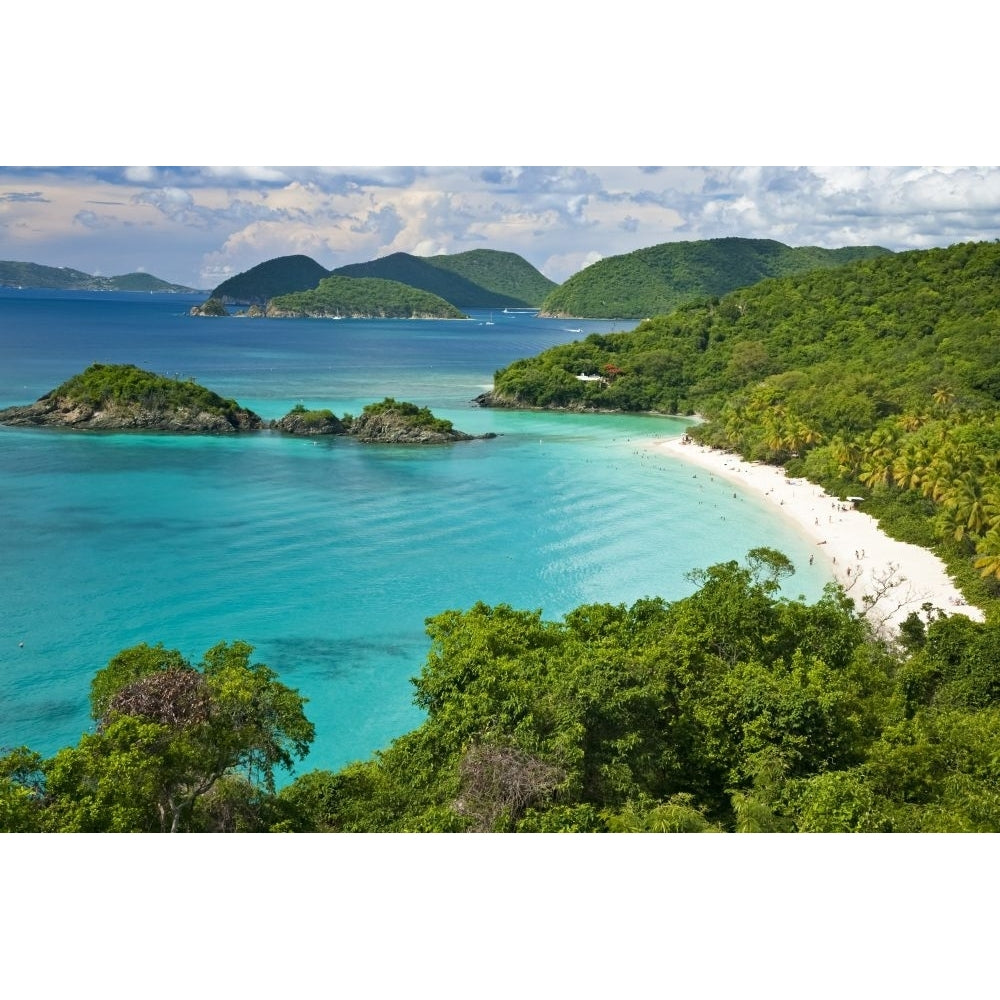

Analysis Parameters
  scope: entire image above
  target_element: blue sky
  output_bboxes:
[3,165,1000,290]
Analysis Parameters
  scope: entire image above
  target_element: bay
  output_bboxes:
[0,289,832,776]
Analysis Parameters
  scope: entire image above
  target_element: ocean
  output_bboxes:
[0,289,832,776]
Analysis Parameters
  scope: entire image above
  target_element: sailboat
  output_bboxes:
[485,312,495,326]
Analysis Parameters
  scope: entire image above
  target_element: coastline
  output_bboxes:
[652,435,984,634]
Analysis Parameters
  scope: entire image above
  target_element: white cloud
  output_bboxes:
[4,165,1000,290]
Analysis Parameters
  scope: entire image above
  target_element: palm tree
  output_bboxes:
[892,443,925,492]
[932,385,956,411]
[973,528,1000,580]
[940,472,991,541]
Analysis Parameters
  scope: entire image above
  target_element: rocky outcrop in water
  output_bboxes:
[272,408,346,436]
[0,395,263,433]
[0,364,263,434]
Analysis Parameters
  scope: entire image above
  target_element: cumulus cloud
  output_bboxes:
[4,165,1000,289]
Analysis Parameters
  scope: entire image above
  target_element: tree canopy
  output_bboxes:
[538,237,891,318]
[5,552,1000,832]
[2,641,314,832]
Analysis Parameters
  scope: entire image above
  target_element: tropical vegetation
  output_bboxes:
[5,549,1000,832]
[492,241,1000,605]
[48,362,252,422]
[538,237,891,318]
[267,275,465,319]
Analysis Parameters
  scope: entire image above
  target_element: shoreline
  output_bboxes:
[652,435,984,634]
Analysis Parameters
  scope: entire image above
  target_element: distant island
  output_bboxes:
[0,260,199,293]
[538,237,893,318]
[198,248,555,314]
[0,366,487,444]
[265,275,466,319]
[330,249,557,308]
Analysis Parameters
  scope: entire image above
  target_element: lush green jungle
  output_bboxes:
[538,238,892,318]
[0,260,196,293]
[4,547,999,832]
[266,275,465,319]
[494,241,1000,608]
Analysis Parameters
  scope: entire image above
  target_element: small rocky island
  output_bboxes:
[0,366,492,446]
[0,363,264,433]
[275,398,494,444]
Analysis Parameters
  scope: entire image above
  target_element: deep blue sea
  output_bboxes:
[0,289,831,778]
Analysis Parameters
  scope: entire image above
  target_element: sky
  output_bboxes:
[3,164,1000,291]
[5,4,997,292]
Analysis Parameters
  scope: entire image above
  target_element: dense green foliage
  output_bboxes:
[52,363,249,419]
[210,254,331,303]
[357,397,453,432]
[2,641,314,832]
[268,275,466,319]
[332,249,556,308]
[539,237,892,318]
[0,260,196,292]
[270,549,1000,832]
[7,550,1000,832]
[494,242,1000,599]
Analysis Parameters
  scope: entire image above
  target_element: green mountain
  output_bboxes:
[0,260,197,293]
[331,249,557,308]
[266,275,466,319]
[210,255,331,304]
[539,237,893,318]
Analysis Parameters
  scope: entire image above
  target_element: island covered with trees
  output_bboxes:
[0,260,199,293]
[198,248,556,314]
[264,275,466,319]
[0,365,486,444]
[0,363,264,432]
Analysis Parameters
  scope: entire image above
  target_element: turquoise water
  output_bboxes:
[0,291,832,775]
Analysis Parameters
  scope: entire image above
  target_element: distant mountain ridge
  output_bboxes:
[209,249,556,309]
[211,255,331,305]
[331,249,557,308]
[0,260,198,293]
[539,237,894,318]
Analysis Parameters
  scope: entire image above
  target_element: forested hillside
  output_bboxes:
[539,237,891,318]
[266,275,466,318]
[490,242,1000,607]
[210,254,331,304]
[332,249,556,307]
[0,260,196,292]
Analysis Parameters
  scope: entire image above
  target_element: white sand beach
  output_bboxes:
[654,435,985,634]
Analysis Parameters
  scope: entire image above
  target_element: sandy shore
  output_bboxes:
[653,435,984,634]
